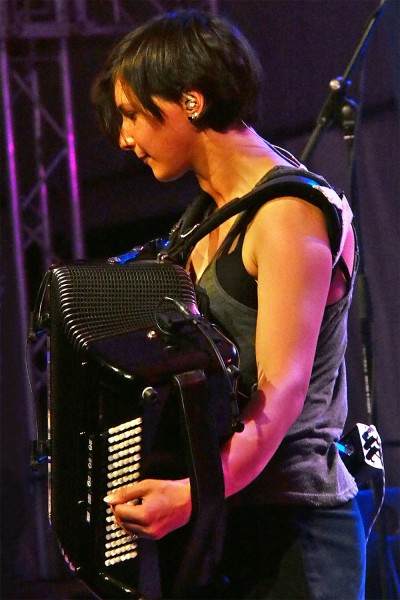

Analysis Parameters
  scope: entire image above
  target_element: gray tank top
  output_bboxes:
[198,196,359,507]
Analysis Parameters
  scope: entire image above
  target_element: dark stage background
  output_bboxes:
[1,1,399,598]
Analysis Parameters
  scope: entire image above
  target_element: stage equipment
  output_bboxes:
[30,259,241,599]
[301,2,393,596]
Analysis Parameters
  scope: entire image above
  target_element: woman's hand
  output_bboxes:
[104,478,192,540]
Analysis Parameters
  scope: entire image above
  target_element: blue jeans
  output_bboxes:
[216,498,366,600]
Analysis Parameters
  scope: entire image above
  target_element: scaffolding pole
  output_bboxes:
[0,0,219,585]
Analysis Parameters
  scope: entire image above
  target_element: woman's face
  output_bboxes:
[114,78,197,182]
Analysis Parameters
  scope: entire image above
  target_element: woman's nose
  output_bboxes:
[119,131,135,151]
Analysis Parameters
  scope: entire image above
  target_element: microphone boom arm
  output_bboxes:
[301,0,388,164]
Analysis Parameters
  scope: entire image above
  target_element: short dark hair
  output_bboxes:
[91,10,263,142]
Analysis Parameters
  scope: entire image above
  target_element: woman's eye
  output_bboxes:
[119,109,137,121]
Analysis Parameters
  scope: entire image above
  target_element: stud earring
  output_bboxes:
[188,111,199,122]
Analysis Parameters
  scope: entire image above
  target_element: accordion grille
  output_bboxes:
[50,260,198,349]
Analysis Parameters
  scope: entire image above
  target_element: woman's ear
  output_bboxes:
[181,91,205,122]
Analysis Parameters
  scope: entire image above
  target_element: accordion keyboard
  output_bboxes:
[104,417,143,567]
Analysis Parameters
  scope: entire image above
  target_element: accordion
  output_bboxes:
[39,259,239,599]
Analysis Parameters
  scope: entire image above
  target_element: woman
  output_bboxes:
[92,10,366,599]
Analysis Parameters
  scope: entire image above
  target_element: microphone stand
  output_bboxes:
[300,2,395,599]
[301,0,387,166]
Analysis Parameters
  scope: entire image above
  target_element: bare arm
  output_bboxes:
[221,197,332,496]
[106,197,333,537]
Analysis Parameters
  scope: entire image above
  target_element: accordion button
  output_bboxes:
[142,387,158,404]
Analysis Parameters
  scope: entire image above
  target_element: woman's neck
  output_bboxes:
[193,125,291,207]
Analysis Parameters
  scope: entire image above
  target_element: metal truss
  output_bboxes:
[0,0,219,580]
[1,0,220,382]
[1,0,219,40]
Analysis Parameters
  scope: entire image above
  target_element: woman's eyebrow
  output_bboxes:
[117,103,135,114]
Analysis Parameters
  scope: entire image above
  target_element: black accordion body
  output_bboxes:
[42,259,239,599]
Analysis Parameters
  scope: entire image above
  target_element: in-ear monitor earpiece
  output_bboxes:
[183,93,197,109]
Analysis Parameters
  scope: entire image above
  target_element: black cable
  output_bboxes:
[26,269,52,468]
[155,296,244,433]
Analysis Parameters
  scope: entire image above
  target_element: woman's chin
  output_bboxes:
[151,166,187,183]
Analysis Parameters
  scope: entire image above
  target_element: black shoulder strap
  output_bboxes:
[167,168,343,265]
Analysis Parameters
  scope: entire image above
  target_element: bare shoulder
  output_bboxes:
[243,196,331,278]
